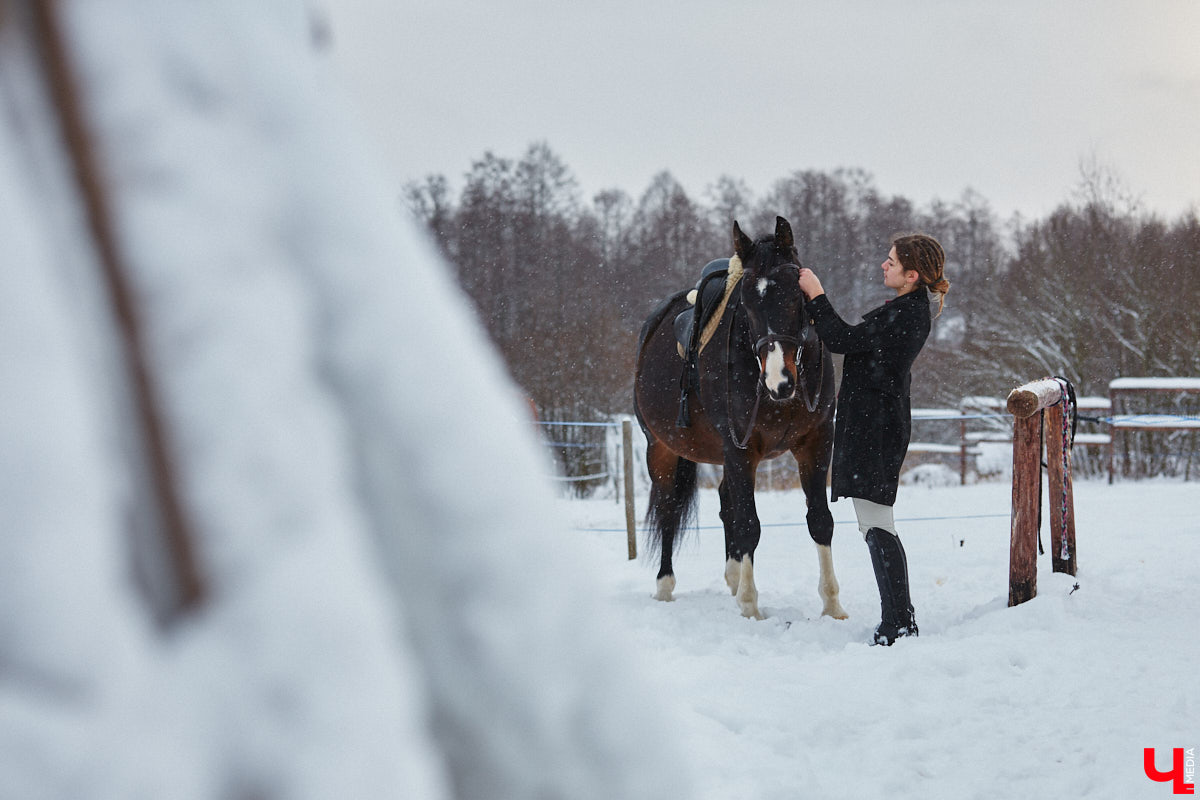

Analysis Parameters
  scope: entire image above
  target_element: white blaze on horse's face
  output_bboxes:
[762,332,790,398]
[753,275,797,400]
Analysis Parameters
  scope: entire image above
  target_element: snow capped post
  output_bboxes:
[1005,378,1078,606]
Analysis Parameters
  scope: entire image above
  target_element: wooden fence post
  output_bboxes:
[959,412,968,486]
[1006,378,1078,606]
[1108,384,1117,484]
[622,417,637,560]
[1008,411,1041,606]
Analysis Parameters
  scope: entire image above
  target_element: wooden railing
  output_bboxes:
[907,396,1111,485]
[1107,377,1200,482]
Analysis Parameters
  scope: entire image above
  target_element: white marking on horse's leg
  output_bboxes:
[816,544,849,619]
[735,556,764,620]
[724,557,740,595]
[654,574,676,601]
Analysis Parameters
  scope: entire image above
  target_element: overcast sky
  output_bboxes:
[320,1,1200,222]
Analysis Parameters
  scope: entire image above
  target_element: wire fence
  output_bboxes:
[537,403,1196,553]
[570,511,1012,534]
[535,383,1196,573]
[536,403,1199,500]
[536,419,625,496]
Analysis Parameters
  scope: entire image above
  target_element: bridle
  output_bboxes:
[726,265,825,450]
[753,333,801,358]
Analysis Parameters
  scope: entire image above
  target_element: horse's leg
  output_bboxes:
[718,478,740,595]
[645,438,698,601]
[794,443,848,619]
[722,450,764,620]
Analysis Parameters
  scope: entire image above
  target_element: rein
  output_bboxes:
[728,323,764,450]
[785,331,824,416]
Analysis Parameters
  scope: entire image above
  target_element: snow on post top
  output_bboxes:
[1109,377,1200,390]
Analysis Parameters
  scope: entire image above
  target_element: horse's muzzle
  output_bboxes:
[765,372,796,401]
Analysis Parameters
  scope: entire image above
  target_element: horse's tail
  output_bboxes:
[644,456,698,557]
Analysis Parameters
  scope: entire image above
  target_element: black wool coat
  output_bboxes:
[804,288,931,506]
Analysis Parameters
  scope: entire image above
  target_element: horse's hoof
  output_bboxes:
[734,556,762,618]
[654,575,676,601]
[822,604,849,620]
[739,603,766,621]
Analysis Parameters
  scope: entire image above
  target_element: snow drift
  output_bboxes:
[0,3,689,798]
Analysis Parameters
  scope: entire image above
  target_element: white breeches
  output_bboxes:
[851,497,898,539]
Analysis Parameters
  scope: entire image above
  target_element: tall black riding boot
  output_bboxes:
[864,527,918,646]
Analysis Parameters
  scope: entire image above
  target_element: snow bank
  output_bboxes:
[1,3,689,798]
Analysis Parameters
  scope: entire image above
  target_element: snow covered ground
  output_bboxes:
[561,477,1200,800]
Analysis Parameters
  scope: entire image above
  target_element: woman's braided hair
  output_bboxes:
[894,233,950,315]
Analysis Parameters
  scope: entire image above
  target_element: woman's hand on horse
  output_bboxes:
[798,268,825,300]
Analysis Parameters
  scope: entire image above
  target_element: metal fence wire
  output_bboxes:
[538,399,1198,500]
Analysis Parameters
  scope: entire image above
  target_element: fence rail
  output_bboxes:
[907,399,1113,485]
[536,381,1198,525]
[909,384,1200,484]
[1107,378,1200,482]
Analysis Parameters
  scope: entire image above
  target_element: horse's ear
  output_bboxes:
[732,220,753,259]
[775,216,794,251]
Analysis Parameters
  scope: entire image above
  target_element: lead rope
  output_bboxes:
[1050,376,1077,562]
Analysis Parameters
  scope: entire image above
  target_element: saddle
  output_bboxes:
[674,256,744,427]
[673,256,743,358]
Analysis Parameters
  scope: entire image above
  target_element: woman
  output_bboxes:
[797,235,949,645]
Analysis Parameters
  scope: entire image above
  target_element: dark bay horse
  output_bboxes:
[633,216,846,620]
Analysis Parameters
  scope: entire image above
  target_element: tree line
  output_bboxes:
[405,141,1200,458]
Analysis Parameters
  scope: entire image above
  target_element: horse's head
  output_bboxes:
[734,216,806,401]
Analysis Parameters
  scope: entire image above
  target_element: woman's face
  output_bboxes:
[881,246,918,293]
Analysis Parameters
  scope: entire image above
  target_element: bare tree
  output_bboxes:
[402,142,1200,484]
[629,171,717,308]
